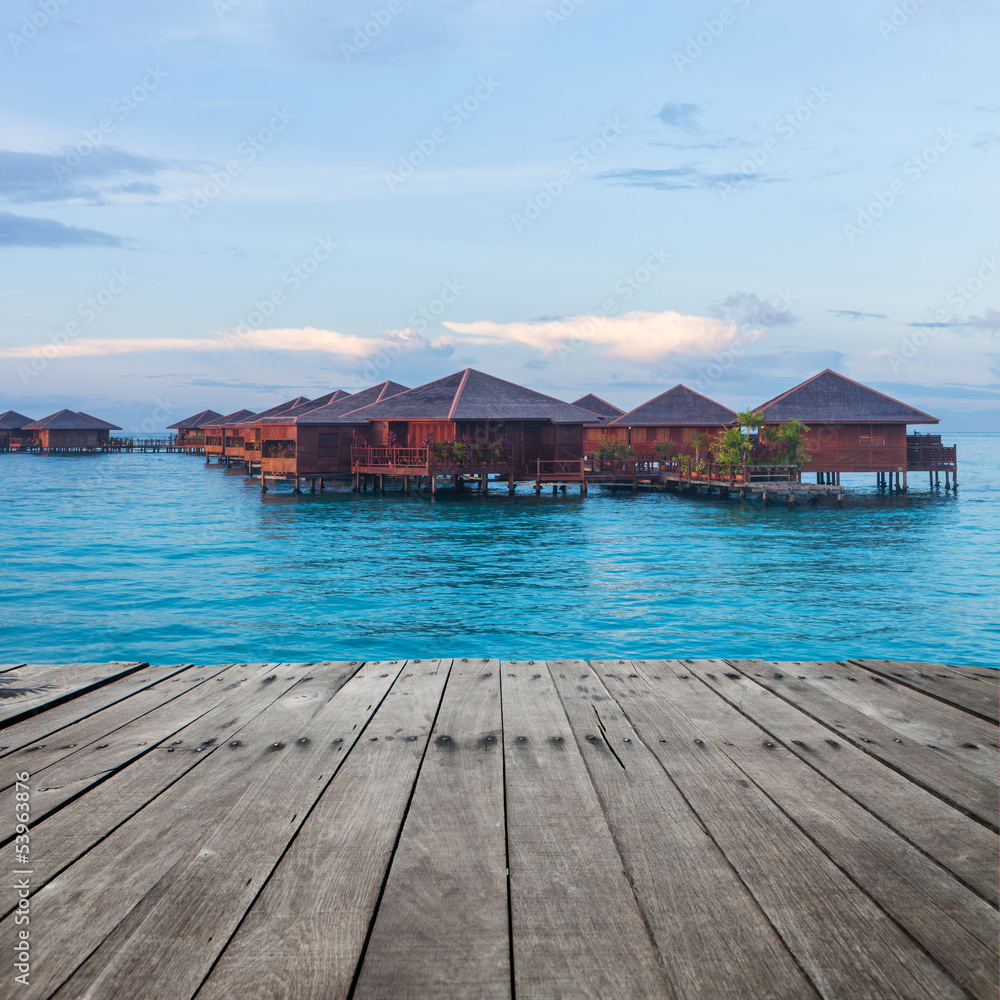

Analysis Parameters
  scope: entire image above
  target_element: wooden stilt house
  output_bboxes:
[753,370,952,485]
[21,410,121,452]
[0,410,36,451]
[346,369,597,479]
[166,409,223,451]
[573,394,627,453]
[222,397,312,467]
[257,382,408,480]
[600,385,737,456]
[200,409,256,462]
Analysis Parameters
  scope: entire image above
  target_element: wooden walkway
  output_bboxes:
[1,657,996,1000]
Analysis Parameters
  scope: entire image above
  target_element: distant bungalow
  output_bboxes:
[598,385,737,456]
[201,409,256,462]
[257,382,408,482]
[222,396,312,467]
[571,394,624,422]
[166,409,223,451]
[348,369,595,466]
[754,369,954,487]
[0,410,36,452]
[21,409,122,452]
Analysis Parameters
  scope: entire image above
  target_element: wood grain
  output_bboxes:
[0,661,149,726]
[546,659,818,1000]
[851,659,1000,723]
[593,659,968,1000]
[502,660,674,1000]
[195,660,450,1000]
[729,659,999,830]
[353,658,510,1000]
[686,661,999,904]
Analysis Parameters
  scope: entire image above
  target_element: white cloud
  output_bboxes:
[0,327,404,360]
[442,309,750,363]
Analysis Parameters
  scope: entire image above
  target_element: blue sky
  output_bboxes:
[1,0,998,432]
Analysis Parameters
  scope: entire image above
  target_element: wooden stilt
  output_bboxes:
[508,473,515,496]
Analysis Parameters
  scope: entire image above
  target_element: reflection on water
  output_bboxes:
[2,433,997,667]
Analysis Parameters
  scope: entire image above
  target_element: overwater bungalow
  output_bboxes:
[21,409,122,452]
[0,410,36,451]
[201,409,256,462]
[166,409,223,451]
[257,382,407,484]
[599,385,737,456]
[754,369,956,488]
[345,369,597,487]
[222,397,312,468]
[571,394,624,422]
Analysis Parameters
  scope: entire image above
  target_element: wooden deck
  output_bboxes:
[2,657,996,1000]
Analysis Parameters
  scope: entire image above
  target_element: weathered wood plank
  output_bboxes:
[851,659,1000,723]
[195,660,450,1000]
[729,659,999,830]
[48,659,405,1000]
[0,662,149,727]
[0,664,234,816]
[593,659,968,1000]
[353,658,509,1000]
[501,660,674,1000]
[546,659,818,1000]
[686,661,999,904]
[0,663,196,757]
[0,663,324,915]
[639,660,998,1000]
[777,660,998,783]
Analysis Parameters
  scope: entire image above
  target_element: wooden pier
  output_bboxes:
[2,656,995,1000]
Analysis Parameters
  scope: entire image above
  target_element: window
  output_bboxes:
[859,425,885,447]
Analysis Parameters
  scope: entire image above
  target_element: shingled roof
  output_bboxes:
[608,385,737,427]
[296,381,410,424]
[231,397,312,426]
[0,410,35,429]
[201,409,257,429]
[756,370,938,424]
[347,369,596,424]
[571,394,624,421]
[166,409,223,430]
[257,390,353,424]
[23,409,122,431]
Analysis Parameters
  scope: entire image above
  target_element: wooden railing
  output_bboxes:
[353,445,515,471]
[907,435,957,469]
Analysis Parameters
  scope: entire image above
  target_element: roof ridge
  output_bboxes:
[447,368,472,420]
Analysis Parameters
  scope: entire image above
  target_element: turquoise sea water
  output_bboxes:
[1,433,997,668]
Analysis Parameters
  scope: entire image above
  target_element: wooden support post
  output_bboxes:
[552,484,557,495]
[508,473,515,496]
[403,475,409,494]
[580,478,587,496]
[431,475,437,495]
[535,458,541,494]
[481,473,488,495]
[310,479,315,494]
[260,475,267,494]
[762,491,769,508]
